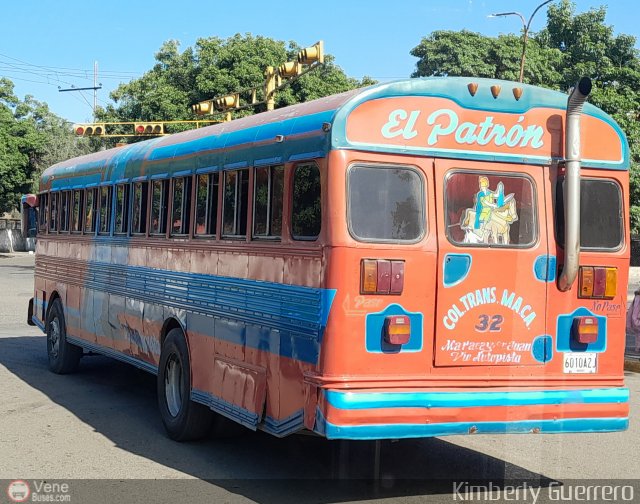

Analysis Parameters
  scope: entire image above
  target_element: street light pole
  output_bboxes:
[489,0,555,83]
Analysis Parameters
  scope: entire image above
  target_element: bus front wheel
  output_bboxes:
[46,298,82,374]
[158,328,213,441]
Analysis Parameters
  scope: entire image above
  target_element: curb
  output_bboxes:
[624,359,640,373]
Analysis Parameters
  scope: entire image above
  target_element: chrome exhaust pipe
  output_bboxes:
[558,77,592,292]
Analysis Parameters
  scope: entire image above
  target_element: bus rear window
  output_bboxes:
[556,178,623,250]
[348,165,424,242]
[445,171,536,247]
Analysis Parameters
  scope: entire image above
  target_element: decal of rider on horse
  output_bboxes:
[461,176,518,245]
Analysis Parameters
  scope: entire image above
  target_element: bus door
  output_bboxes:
[433,160,550,368]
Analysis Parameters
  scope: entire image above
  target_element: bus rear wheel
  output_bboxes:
[158,328,213,441]
[46,298,82,374]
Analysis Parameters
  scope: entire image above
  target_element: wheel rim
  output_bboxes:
[165,355,183,417]
[49,318,60,359]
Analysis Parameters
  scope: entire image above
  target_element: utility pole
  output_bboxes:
[94,61,98,119]
[58,60,102,117]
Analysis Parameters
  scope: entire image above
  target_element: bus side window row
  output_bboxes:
[37,163,321,242]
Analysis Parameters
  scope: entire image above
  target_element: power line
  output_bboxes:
[0,52,141,78]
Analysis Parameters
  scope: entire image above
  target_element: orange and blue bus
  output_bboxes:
[26,76,630,441]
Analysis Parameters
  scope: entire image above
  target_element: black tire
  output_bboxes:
[46,298,82,374]
[158,328,213,441]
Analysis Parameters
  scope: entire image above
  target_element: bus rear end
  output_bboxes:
[309,77,629,440]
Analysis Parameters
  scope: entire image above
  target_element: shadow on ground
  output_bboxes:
[0,334,557,503]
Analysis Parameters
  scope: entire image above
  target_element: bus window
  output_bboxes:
[348,164,424,242]
[98,186,112,235]
[132,182,148,235]
[84,188,96,233]
[291,163,321,240]
[222,169,249,237]
[38,193,48,233]
[556,178,623,251]
[253,165,284,238]
[171,177,191,236]
[60,191,70,233]
[71,190,83,233]
[49,193,58,232]
[114,184,129,235]
[445,171,536,247]
[150,180,169,235]
[195,173,218,237]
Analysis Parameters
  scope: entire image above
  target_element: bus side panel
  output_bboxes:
[183,244,325,432]
[318,150,438,379]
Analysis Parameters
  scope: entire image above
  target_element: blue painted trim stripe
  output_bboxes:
[318,416,629,440]
[66,335,158,375]
[259,409,304,437]
[254,156,282,167]
[324,387,629,410]
[192,388,304,435]
[224,161,248,169]
[195,166,218,174]
[191,389,259,429]
[289,151,325,162]
[32,316,45,332]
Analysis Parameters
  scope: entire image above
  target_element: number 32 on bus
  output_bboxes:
[24,76,630,441]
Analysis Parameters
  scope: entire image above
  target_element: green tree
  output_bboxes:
[98,34,375,132]
[411,0,640,232]
[410,30,562,85]
[0,78,95,213]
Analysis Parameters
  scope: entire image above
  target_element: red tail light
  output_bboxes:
[578,266,616,299]
[384,315,411,345]
[572,316,599,344]
[361,259,404,294]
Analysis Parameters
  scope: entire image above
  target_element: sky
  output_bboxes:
[0,0,637,124]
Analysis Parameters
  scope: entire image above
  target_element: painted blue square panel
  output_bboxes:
[365,304,423,353]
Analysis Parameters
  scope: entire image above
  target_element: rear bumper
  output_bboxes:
[314,387,629,440]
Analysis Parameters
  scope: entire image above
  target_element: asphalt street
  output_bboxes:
[0,253,638,504]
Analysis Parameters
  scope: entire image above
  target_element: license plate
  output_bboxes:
[563,352,597,374]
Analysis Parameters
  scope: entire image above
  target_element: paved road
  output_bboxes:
[0,253,638,504]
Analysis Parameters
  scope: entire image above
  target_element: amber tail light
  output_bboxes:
[578,266,617,299]
[384,315,411,345]
[572,316,599,344]
[361,259,404,294]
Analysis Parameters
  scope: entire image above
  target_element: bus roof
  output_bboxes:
[41,77,628,190]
